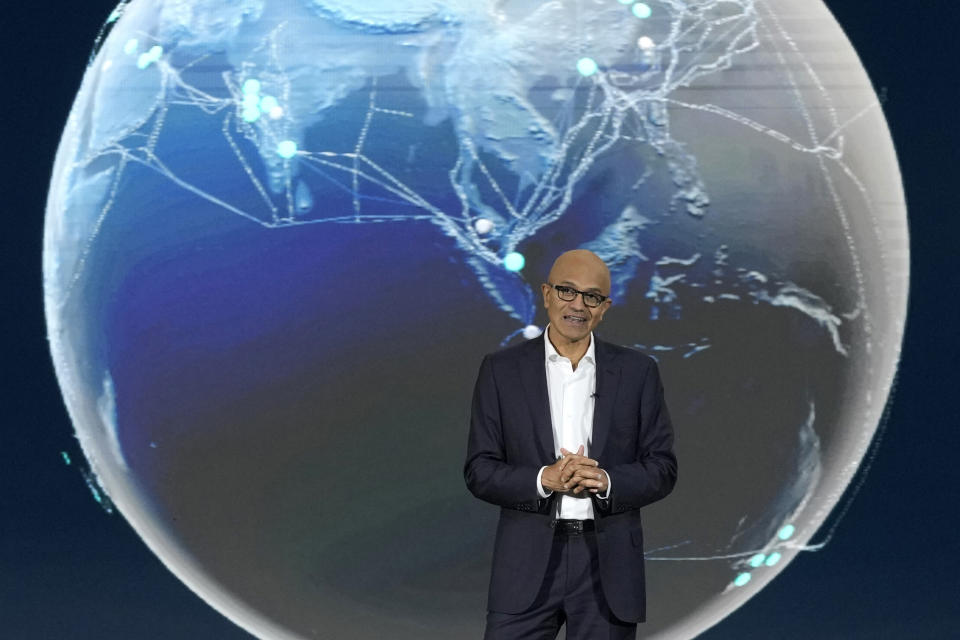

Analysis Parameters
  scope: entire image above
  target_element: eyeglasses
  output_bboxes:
[546,283,609,308]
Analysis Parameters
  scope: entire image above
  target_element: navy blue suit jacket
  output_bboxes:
[464,334,677,623]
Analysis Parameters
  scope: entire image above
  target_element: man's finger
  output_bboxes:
[561,461,598,482]
[575,478,603,487]
[564,455,599,467]
[571,468,603,480]
[568,468,607,490]
[563,460,594,475]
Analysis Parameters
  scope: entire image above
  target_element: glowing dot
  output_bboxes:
[260,95,279,113]
[269,106,284,119]
[136,53,152,69]
[733,572,751,587]
[242,107,261,122]
[503,252,525,272]
[107,8,122,23]
[618,0,633,4]
[523,325,543,340]
[638,36,655,50]
[748,553,765,568]
[123,38,138,55]
[242,78,261,95]
[61,451,72,465]
[242,92,260,108]
[474,218,494,234]
[576,57,598,77]
[277,140,298,159]
[148,45,163,61]
[765,552,782,566]
[632,2,652,18]
[778,524,795,540]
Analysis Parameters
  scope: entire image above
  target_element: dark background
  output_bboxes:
[4,1,957,638]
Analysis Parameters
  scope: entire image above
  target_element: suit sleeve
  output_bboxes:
[464,355,543,507]
[604,358,677,513]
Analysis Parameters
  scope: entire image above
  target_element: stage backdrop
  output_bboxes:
[43,1,907,638]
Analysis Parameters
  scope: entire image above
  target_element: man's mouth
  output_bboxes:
[563,315,587,325]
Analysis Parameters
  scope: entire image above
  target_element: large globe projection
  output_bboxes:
[44,0,908,638]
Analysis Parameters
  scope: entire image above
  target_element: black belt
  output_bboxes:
[552,519,595,535]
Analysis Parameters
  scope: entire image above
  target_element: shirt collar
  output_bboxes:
[544,324,596,366]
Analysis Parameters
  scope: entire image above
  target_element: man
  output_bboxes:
[464,249,677,639]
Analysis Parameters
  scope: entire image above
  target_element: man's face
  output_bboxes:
[540,254,612,346]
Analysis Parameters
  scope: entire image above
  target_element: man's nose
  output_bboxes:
[569,294,587,310]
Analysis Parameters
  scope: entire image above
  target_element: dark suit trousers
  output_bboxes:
[484,529,637,640]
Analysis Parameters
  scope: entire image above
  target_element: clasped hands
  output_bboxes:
[541,445,608,495]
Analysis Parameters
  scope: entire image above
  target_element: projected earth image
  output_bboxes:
[44,0,908,638]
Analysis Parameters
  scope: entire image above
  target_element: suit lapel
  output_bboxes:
[518,335,556,463]
[590,338,620,459]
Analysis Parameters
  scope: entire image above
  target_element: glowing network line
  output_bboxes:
[62,0,864,361]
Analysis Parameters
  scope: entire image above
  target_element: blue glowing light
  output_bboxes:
[123,38,138,55]
[277,140,298,159]
[576,57,598,77]
[748,553,765,568]
[61,451,71,465]
[135,44,163,70]
[765,552,782,566]
[777,524,795,540]
[242,107,261,123]
[260,95,279,113]
[618,0,633,4]
[503,252,526,272]
[242,78,261,95]
[632,2,652,19]
[733,572,751,587]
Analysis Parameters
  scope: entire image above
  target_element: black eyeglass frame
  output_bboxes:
[545,283,609,308]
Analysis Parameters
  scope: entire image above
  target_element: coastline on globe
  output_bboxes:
[44,0,908,638]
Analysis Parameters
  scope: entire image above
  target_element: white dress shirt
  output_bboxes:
[535,325,610,519]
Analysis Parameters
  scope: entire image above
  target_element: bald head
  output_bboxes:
[547,250,612,296]
[541,249,613,355]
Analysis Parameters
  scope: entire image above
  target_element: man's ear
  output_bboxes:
[599,299,612,320]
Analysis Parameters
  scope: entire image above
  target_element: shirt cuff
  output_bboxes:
[597,469,611,500]
[537,466,553,498]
